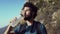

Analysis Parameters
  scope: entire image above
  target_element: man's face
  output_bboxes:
[21,7,33,20]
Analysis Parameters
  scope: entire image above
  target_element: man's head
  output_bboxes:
[21,2,38,21]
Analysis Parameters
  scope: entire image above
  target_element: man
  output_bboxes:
[4,2,47,34]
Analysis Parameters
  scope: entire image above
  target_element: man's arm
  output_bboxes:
[4,23,15,34]
[4,17,18,34]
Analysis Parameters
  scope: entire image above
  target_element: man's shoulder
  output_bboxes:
[34,21,42,25]
[34,21,45,28]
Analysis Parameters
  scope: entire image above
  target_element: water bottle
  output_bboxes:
[10,16,22,27]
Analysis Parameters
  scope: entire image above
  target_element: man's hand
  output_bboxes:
[10,17,18,27]
[10,17,17,23]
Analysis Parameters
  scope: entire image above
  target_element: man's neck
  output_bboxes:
[26,19,34,26]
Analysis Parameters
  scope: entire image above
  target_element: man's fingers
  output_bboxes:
[10,17,17,23]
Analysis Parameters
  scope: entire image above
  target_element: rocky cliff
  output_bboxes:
[27,0,60,34]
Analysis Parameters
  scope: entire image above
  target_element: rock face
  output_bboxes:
[27,0,60,34]
[0,26,7,34]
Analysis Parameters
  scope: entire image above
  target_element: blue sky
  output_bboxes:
[0,0,25,28]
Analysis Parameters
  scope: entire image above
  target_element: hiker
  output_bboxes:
[4,2,47,34]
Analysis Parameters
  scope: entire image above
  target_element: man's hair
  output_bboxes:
[22,2,38,18]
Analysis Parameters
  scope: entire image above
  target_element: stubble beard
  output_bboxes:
[24,14,32,21]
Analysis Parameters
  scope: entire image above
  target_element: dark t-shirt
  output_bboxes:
[14,21,47,34]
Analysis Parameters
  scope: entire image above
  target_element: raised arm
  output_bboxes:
[4,17,17,34]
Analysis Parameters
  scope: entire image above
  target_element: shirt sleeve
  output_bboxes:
[14,25,20,34]
[39,24,47,34]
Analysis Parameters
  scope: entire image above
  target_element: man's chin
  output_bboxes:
[24,17,30,21]
[24,17,29,20]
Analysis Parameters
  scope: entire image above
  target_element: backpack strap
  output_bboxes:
[36,22,41,34]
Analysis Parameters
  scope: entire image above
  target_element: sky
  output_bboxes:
[0,0,25,28]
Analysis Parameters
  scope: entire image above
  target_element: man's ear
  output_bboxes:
[32,12,35,15]
[32,12,37,18]
[31,12,35,17]
[32,12,36,16]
